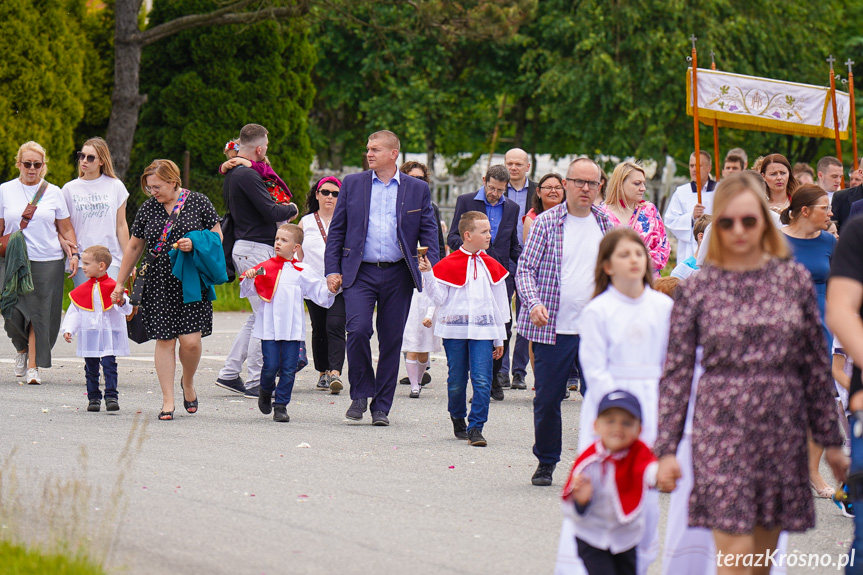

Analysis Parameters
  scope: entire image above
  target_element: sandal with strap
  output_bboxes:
[180,376,198,414]
[158,410,174,421]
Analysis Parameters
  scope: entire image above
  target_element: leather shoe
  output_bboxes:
[511,372,527,390]
[273,405,290,422]
[496,371,511,389]
[467,428,487,447]
[491,386,504,401]
[258,387,273,414]
[451,416,468,439]
[531,463,556,486]
[345,398,368,421]
[371,411,390,426]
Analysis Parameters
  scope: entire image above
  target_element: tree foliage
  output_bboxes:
[134,0,316,210]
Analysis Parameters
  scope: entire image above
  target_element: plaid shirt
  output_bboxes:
[515,203,613,345]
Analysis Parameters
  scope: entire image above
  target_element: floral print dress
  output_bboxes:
[653,259,843,534]
[600,201,670,275]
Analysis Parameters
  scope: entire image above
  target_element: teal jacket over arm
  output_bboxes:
[169,230,228,304]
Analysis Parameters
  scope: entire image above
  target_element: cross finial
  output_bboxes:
[847,59,855,74]
[710,50,716,64]
[690,35,697,50]
[828,55,836,68]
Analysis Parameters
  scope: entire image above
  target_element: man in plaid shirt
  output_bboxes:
[515,158,613,487]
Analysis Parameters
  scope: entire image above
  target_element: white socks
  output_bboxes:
[406,359,421,393]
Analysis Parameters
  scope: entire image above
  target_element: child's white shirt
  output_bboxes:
[62,292,133,358]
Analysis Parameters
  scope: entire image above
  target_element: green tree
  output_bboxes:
[0,0,104,184]
[134,0,316,210]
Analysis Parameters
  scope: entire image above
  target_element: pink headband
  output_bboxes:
[317,176,342,191]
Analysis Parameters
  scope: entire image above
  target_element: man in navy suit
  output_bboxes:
[325,130,440,425]
[447,164,522,401]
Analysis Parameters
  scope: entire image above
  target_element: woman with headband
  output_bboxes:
[299,176,346,394]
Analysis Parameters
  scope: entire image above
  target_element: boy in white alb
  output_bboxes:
[419,211,509,447]
[62,246,133,412]
[241,224,337,422]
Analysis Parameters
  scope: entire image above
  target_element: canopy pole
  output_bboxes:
[710,51,721,180]
[847,59,858,172]
[828,55,845,187]
[690,35,702,204]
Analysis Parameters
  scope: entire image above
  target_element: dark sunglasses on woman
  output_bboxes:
[77,152,98,163]
[21,161,43,170]
[318,189,339,198]
[716,216,758,230]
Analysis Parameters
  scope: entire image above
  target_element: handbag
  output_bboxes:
[124,273,149,345]
[0,181,48,257]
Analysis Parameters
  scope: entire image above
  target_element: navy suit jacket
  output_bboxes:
[833,185,863,233]
[446,191,522,269]
[325,170,440,290]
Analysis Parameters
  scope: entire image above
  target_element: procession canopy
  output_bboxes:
[686,68,851,140]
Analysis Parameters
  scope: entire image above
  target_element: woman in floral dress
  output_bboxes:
[654,172,847,575]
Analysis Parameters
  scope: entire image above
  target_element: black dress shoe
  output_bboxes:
[399,376,410,385]
[421,372,432,386]
[258,388,273,414]
[497,371,511,389]
[467,428,487,447]
[451,416,468,439]
[511,372,527,390]
[105,398,119,412]
[491,385,504,402]
[371,411,389,426]
[273,405,290,422]
[531,463,556,486]
[87,399,100,412]
[345,398,368,421]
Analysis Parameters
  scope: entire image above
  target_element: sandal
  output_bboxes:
[809,480,835,499]
[158,410,174,421]
[180,376,198,414]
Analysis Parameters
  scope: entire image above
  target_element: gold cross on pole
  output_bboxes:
[828,55,836,70]
[690,35,697,50]
[847,59,855,74]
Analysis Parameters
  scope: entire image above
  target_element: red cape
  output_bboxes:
[249,256,302,302]
[432,248,508,287]
[70,275,117,312]
[562,439,657,524]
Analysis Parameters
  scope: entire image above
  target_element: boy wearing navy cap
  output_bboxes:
[561,390,658,575]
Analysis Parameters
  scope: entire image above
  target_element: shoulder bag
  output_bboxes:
[0,181,49,257]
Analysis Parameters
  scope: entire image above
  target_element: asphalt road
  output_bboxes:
[0,312,853,574]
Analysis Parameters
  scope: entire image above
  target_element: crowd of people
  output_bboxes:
[6,125,863,574]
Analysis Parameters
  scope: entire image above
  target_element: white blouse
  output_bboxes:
[240,261,335,340]
[300,212,329,278]
[0,178,70,261]
[61,292,133,358]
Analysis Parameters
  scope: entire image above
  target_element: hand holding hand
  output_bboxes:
[327,274,342,293]
[63,333,72,343]
[530,304,549,327]
[570,474,593,506]
[422,317,432,328]
[68,255,79,277]
[692,203,705,219]
[418,255,432,273]
[656,455,682,492]
[110,285,125,305]
[492,345,504,360]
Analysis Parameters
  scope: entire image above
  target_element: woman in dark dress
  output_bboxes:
[112,160,222,420]
[654,172,847,575]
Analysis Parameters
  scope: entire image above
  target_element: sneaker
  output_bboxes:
[105,398,120,412]
[345,398,368,421]
[467,428,487,447]
[243,385,260,399]
[26,367,40,385]
[273,405,290,422]
[14,352,27,378]
[531,463,556,486]
[215,377,245,394]
[316,373,330,390]
[420,372,432,386]
[834,484,855,518]
[497,371,511,389]
[451,417,468,440]
[258,387,273,415]
[511,372,527,390]
[87,399,101,412]
[328,374,343,395]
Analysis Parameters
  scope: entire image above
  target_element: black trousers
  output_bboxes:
[306,293,346,373]
[576,538,636,575]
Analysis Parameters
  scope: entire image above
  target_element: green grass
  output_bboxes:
[61,276,250,312]
[0,540,106,575]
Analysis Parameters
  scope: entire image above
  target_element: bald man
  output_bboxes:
[503,148,537,392]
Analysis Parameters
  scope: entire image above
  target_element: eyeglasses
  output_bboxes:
[20,161,43,170]
[145,185,163,194]
[540,185,564,192]
[811,203,831,210]
[566,178,601,190]
[716,216,759,230]
[318,189,339,197]
[77,152,97,163]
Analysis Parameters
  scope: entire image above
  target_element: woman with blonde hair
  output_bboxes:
[62,137,130,286]
[601,161,669,276]
[112,159,222,421]
[0,141,79,384]
[654,173,846,575]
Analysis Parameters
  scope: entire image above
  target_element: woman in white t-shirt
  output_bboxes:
[62,137,130,286]
[0,141,79,384]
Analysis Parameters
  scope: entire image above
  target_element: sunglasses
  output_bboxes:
[20,161,43,170]
[318,189,339,198]
[716,216,759,230]
[77,152,98,163]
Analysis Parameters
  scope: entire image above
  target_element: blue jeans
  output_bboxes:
[850,412,863,574]
[260,340,300,406]
[85,356,117,401]
[442,338,493,432]
[532,335,581,464]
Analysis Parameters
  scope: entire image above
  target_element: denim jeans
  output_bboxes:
[849,412,863,574]
[442,338,493,432]
[85,356,117,401]
[260,340,300,406]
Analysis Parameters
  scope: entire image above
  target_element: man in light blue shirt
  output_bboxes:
[363,170,402,263]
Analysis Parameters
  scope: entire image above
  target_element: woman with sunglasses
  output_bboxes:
[779,183,840,500]
[654,172,847,575]
[298,177,346,393]
[61,137,130,287]
[0,141,79,384]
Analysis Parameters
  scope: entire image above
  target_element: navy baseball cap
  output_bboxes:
[597,390,642,421]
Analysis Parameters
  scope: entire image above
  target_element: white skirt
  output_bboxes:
[401,289,440,353]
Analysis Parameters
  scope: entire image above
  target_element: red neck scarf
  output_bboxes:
[250,256,303,302]
[69,275,117,312]
[432,248,508,287]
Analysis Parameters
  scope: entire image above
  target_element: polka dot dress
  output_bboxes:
[130,191,220,340]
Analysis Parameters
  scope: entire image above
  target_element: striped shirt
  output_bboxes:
[515,203,613,345]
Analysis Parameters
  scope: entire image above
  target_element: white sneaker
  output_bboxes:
[26,367,40,385]
[14,352,27,378]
